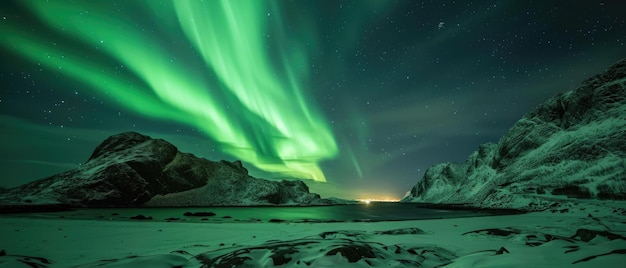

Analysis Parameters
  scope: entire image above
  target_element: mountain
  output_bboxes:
[0,132,331,207]
[403,59,626,210]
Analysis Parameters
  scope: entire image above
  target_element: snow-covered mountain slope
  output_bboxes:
[0,132,331,207]
[403,59,626,210]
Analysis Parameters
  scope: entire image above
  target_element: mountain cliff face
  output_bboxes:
[0,132,330,207]
[403,59,626,209]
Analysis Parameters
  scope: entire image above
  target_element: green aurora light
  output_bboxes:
[1,0,338,181]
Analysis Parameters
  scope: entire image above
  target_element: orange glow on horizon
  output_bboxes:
[355,198,401,204]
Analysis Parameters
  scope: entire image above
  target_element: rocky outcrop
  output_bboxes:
[403,59,626,209]
[145,172,327,206]
[0,132,330,207]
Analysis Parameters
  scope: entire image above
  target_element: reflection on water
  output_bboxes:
[16,203,504,223]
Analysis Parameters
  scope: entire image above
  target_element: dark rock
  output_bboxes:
[164,217,180,221]
[524,231,575,247]
[536,188,546,194]
[212,256,250,267]
[374,227,426,235]
[129,214,152,220]
[496,247,509,255]
[552,186,592,199]
[571,229,626,242]
[269,219,285,223]
[319,230,366,239]
[463,228,521,237]
[0,254,52,266]
[270,249,297,265]
[183,212,216,217]
[572,249,626,264]
[326,244,376,262]
[397,259,422,265]
[196,238,456,267]
[262,193,281,204]
[597,183,626,199]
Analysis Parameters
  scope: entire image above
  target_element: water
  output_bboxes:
[13,203,511,223]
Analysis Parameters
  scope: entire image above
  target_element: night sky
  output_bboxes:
[1,0,625,200]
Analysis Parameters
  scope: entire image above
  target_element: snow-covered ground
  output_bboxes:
[1,200,625,267]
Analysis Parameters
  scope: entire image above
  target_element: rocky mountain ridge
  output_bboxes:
[0,132,331,207]
[403,59,626,210]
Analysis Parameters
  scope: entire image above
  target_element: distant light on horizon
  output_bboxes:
[356,198,401,204]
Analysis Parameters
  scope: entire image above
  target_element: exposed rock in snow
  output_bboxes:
[0,132,331,207]
[2,200,625,267]
[403,59,626,209]
[145,171,329,206]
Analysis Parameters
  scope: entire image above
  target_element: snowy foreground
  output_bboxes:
[1,201,625,267]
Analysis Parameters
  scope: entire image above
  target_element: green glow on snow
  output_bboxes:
[1,0,337,181]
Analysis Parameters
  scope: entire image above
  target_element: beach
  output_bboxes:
[1,200,624,267]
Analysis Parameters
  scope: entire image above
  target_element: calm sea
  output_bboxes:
[11,202,515,223]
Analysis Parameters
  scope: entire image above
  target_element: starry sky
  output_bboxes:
[1,0,625,200]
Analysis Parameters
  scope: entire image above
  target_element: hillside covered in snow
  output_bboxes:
[0,132,332,207]
[403,59,626,209]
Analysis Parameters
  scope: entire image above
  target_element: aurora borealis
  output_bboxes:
[1,1,626,199]
[1,0,337,182]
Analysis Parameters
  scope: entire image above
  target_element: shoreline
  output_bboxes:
[0,203,526,225]
[1,200,624,267]
[0,201,527,214]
